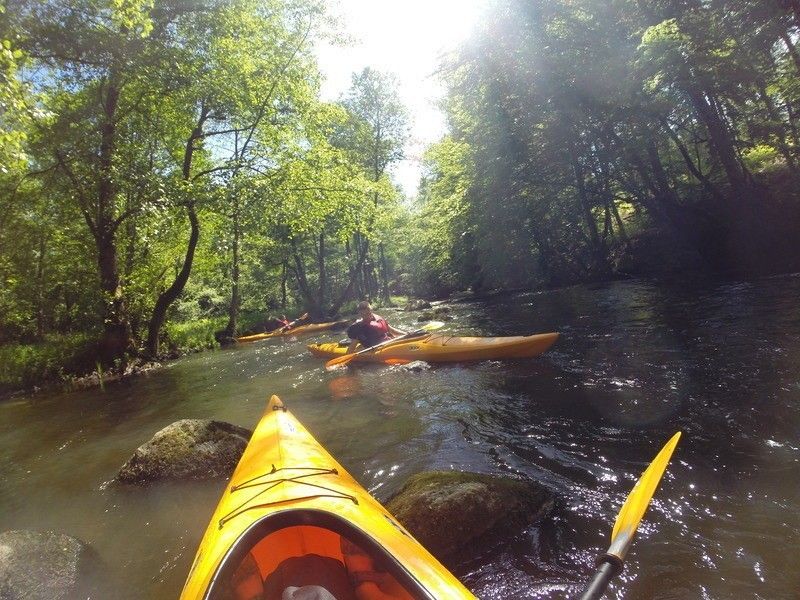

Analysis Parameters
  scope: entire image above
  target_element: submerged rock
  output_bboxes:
[395,360,430,372]
[386,471,554,561]
[404,299,432,311]
[117,419,252,484]
[0,530,96,600]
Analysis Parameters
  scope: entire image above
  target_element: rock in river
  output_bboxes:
[0,530,95,600]
[386,471,554,561]
[117,419,252,484]
[404,298,432,311]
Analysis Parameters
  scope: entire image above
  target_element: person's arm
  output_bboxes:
[346,322,361,353]
[387,324,407,337]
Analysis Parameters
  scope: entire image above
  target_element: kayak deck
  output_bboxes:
[180,395,474,600]
[237,321,346,343]
[308,332,559,363]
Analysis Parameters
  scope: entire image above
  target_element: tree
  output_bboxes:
[338,67,409,302]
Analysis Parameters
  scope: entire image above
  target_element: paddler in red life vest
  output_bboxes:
[346,301,406,353]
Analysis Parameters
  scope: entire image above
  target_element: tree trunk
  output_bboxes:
[289,237,317,311]
[35,232,46,339]
[144,106,209,358]
[660,117,727,205]
[330,238,370,315]
[780,30,800,76]
[379,242,390,304]
[225,194,240,337]
[756,82,797,168]
[318,232,326,312]
[567,137,604,266]
[610,198,628,241]
[95,75,133,366]
[97,232,133,365]
[281,259,287,308]
[684,84,751,198]
[145,204,200,357]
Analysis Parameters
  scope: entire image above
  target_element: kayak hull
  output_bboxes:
[180,395,474,599]
[307,332,559,363]
[237,321,345,343]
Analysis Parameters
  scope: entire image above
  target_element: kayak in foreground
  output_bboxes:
[237,321,347,343]
[180,395,475,600]
[308,332,559,364]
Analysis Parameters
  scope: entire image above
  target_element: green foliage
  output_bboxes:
[406,0,800,295]
[0,333,98,391]
[164,318,226,353]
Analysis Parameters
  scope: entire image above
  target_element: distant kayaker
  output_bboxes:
[346,301,406,352]
[280,312,309,332]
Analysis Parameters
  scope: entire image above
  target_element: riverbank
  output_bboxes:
[0,317,226,400]
[0,299,408,400]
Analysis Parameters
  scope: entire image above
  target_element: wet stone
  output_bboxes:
[385,471,554,563]
[0,530,96,600]
[117,419,252,484]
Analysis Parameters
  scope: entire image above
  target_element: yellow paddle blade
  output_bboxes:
[606,431,681,562]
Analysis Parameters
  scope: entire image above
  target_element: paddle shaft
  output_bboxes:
[347,328,428,358]
[578,560,618,600]
[580,554,622,600]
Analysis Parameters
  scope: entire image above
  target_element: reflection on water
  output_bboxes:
[1,274,800,598]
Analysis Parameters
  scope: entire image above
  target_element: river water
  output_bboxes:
[1,275,799,599]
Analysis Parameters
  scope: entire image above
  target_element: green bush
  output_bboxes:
[0,333,99,392]
[164,317,227,353]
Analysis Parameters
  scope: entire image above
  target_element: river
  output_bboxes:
[1,274,799,599]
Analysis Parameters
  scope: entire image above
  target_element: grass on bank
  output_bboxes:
[0,304,391,395]
[0,333,99,393]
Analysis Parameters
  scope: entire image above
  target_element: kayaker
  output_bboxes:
[346,301,406,352]
[280,312,309,332]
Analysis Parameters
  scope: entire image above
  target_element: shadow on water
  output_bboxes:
[2,274,800,598]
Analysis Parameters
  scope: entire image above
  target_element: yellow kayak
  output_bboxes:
[180,395,475,600]
[237,321,346,343]
[307,332,559,364]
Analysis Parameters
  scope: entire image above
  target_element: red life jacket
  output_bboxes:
[347,315,390,347]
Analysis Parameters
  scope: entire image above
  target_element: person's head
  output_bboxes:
[357,301,373,320]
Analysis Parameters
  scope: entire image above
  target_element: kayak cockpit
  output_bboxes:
[206,509,433,600]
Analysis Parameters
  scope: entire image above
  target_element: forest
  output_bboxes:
[2,0,800,390]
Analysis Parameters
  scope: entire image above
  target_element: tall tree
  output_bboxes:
[339,67,408,302]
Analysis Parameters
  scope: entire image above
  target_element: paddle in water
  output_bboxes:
[324,321,445,370]
[579,431,682,600]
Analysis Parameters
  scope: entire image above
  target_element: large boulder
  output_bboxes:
[0,530,95,600]
[117,420,252,484]
[386,471,554,562]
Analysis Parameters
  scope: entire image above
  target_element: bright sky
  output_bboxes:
[315,0,488,198]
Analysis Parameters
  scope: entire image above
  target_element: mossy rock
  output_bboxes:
[404,299,432,311]
[117,420,252,484]
[0,530,98,600]
[386,471,554,561]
